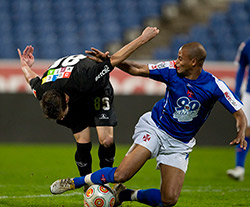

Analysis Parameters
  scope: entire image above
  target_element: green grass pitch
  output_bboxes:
[0,143,249,207]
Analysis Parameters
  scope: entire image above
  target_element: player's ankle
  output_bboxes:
[131,190,139,201]
[118,189,136,202]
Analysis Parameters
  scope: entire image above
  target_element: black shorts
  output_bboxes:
[57,82,117,134]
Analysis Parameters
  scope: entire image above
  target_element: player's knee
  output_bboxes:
[161,192,179,206]
[113,169,130,183]
[99,137,113,147]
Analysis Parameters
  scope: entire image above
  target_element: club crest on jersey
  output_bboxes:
[187,90,194,98]
[142,134,151,142]
[173,97,200,122]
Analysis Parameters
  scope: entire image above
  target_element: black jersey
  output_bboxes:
[29,54,114,102]
[29,55,116,133]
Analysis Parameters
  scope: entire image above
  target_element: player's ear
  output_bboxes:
[191,58,197,67]
[65,94,70,103]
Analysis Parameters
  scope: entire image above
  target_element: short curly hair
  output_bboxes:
[40,89,67,120]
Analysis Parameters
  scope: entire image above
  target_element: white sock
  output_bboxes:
[131,190,139,201]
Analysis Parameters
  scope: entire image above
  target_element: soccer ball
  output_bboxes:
[84,184,115,207]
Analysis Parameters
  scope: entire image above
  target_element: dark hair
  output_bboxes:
[182,42,207,67]
[40,89,67,120]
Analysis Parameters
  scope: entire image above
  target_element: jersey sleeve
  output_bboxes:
[88,59,114,82]
[148,61,176,83]
[29,77,44,100]
[215,78,243,113]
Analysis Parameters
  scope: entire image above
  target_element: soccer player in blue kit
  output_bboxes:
[227,38,250,181]
[50,42,248,206]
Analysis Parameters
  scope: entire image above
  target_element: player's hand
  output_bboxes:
[230,136,247,150]
[140,26,160,43]
[85,47,110,63]
[17,45,35,68]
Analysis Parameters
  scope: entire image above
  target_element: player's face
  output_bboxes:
[175,48,193,77]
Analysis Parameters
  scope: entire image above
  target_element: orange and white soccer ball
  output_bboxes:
[84,185,115,207]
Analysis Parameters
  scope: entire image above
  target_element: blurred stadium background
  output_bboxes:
[0,0,249,60]
[0,0,249,145]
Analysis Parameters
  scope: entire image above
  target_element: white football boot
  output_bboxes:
[50,178,75,194]
[226,166,245,181]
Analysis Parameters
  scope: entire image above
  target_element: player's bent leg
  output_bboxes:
[159,164,185,206]
[98,143,116,167]
[50,167,117,194]
[114,144,151,183]
[97,126,116,168]
[96,126,114,147]
[117,169,183,207]
[50,144,151,195]
[75,142,92,176]
[74,128,92,176]
[73,144,150,187]
[118,164,184,207]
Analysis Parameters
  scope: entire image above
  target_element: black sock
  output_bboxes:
[75,142,92,176]
[119,189,133,202]
[98,143,116,168]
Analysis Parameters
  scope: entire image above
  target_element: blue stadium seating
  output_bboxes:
[154,0,250,61]
[0,0,249,61]
[1,0,178,59]
[153,47,175,60]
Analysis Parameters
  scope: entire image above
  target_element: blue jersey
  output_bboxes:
[148,61,243,142]
[235,38,250,97]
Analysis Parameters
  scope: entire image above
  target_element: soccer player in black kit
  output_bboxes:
[17,27,159,178]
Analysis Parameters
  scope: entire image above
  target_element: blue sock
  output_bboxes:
[73,167,117,188]
[137,189,163,206]
[236,137,249,167]
[91,167,117,184]
[73,176,86,188]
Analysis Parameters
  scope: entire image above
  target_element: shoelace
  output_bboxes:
[60,178,72,187]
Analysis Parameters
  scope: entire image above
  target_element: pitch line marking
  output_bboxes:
[1,188,250,199]
[0,192,83,199]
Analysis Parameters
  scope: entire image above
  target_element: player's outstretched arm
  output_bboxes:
[117,61,149,77]
[86,48,149,77]
[230,109,247,150]
[86,27,158,77]
[109,26,159,66]
[86,27,159,66]
[17,46,39,83]
[85,48,150,77]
